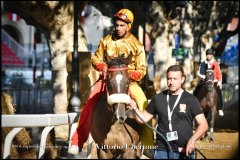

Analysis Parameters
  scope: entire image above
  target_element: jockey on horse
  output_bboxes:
[68,8,154,157]
[193,48,224,116]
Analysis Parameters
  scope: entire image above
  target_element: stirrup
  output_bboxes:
[218,110,224,116]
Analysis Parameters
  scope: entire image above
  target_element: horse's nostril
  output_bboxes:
[118,117,125,123]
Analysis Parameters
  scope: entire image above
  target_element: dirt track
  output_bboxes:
[195,102,239,159]
[195,131,238,159]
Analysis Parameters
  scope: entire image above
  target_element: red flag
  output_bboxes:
[81,11,85,24]
[7,12,21,22]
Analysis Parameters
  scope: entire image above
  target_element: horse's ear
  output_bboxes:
[123,51,133,65]
[104,51,112,64]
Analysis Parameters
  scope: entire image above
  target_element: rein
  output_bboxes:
[81,75,104,97]
[82,66,128,97]
[206,79,214,83]
[132,109,174,158]
[107,67,129,71]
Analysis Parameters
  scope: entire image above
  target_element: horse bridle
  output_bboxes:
[106,67,131,105]
[205,69,214,91]
[105,66,132,123]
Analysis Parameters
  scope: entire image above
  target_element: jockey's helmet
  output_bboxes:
[113,9,134,25]
[206,48,215,55]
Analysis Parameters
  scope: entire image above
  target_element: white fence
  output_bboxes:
[1,113,93,159]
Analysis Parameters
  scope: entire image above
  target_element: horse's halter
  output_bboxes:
[105,66,131,123]
[205,69,214,91]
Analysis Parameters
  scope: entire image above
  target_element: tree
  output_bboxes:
[3,1,89,140]
[145,1,239,90]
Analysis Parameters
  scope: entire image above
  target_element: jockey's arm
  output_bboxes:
[127,99,153,124]
[185,113,208,156]
[214,61,223,89]
[128,46,147,82]
[197,70,205,80]
[197,62,207,80]
[91,39,108,72]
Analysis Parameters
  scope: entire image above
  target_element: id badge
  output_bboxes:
[166,131,178,141]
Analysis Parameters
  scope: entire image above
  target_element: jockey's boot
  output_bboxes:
[68,145,82,155]
[218,109,224,116]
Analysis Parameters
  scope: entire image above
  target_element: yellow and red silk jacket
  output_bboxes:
[91,33,146,82]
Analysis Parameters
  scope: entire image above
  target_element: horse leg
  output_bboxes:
[200,132,208,141]
[97,148,113,159]
[123,148,138,159]
[200,112,209,141]
[209,107,217,143]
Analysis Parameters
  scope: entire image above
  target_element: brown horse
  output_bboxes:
[194,68,218,143]
[90,52,142,159]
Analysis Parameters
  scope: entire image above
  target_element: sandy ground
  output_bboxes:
[195,103,239,159]
[195,131,238,159]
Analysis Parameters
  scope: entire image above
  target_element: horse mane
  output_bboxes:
[108,56,127,66]
[104,51,133,67]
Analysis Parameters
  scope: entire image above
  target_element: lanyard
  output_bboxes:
[167,90,183,131]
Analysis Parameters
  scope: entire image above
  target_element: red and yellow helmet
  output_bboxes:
[113,9,134,25]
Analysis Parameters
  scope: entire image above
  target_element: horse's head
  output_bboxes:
[205,68,214,91]
[105,52,133,123]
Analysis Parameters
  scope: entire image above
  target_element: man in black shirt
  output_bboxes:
[128,65,208,159]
